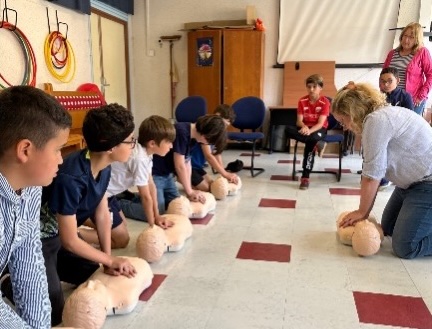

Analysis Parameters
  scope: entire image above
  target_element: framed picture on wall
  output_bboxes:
[196,37,213,67]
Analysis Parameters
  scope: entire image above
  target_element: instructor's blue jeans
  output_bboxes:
[413,99,426,116]
[381,181,432,259]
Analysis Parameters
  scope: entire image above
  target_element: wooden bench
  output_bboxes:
[43,83,105,155]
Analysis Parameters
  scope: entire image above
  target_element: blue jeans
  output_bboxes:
[413,99,426,116]
[119,195,147,222]
[152,174,180,215]
[381,181,432,259]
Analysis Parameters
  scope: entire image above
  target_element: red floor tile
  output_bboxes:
[277,159,300,164]
[329,188,361,195]
[139,274,167,302]
[270,175,299,181]
[324,168,352,173]
[240,152,261,156]
[353,291,432,328]
[236,241,291,262]
[191,213,214,225]
[258,198,296,208]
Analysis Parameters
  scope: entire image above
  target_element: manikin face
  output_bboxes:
[379,73,399,93]
[24,128,70,187]
[306,83,322,101]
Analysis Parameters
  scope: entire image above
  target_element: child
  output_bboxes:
[0,86,71,328]
[38,104,137,326]
[152,115,227,213]
[377,67,414,190]
[108,115,176,224]
[285,74,330,190]
[379,67,414,111]
[190,104,239,192]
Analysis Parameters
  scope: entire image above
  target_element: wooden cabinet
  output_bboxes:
[188,29,264,114]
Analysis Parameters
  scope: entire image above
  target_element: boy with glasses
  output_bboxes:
[37,104,136,325]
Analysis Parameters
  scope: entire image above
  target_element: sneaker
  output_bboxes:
[316,141,327,157]
[299,178,310,190]
[378,180,392,191]
[357,170,363,174]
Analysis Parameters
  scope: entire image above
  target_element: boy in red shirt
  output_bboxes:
[285,74,330,189]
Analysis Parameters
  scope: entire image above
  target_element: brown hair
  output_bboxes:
[195,115,227,154]
[138,115,176,146]
[305,74,324,88]
[214,104,236,123]
[331,82,387,133]
[396,22,423,54]
[0,86,71,157]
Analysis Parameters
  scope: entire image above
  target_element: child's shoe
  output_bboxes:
[378,180,392,191]
[299,178,310,190]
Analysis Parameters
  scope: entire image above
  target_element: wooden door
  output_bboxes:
[91,9,130,109]
[188,30,222,114]
[223,30,264,105]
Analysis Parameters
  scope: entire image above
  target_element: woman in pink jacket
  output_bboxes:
[384,22,432,115]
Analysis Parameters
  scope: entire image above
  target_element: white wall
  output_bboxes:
[130,0,282,126]
[129,0,429,127]
[0,0,429,126]
[0,0,91,90]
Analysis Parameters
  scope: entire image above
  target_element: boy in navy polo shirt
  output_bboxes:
[152,115,227,214]
[38,104,137,326]
[379,67,414,111]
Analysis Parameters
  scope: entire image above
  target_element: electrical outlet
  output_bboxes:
[148,49,155,57]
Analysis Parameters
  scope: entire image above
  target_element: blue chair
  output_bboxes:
[291,113,344,182]
[228,96,266,177]
[175,96,207,123]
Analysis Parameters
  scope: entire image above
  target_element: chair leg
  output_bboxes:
[292,141,299,180]
[243,140,265,177]
[337,141,342,182]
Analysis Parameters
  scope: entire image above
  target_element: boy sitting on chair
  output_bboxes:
[285,74,330,190]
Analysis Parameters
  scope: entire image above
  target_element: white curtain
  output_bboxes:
[278,0,400,65]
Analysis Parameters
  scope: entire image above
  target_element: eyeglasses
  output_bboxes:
[379,79,395,85]
[121,137,137,149]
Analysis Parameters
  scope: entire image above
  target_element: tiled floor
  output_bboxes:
[80,149,432,328]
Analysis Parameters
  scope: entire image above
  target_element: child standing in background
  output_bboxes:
[379,67,414,111]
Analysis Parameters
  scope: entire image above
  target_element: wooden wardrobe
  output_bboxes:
[187,29,265,114]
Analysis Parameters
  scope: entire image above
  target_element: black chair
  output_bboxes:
[227,96,266,177]
[291,113,344,182]
[175,96,207,123]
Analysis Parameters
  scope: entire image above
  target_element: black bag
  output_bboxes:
[225,159,244,173]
